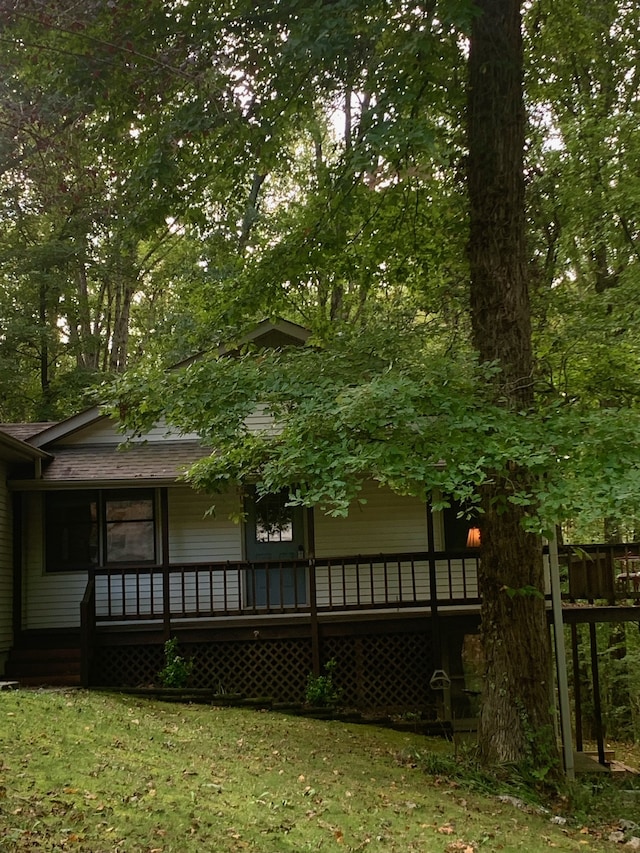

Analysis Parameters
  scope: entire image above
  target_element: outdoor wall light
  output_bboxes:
[466,527,481,548]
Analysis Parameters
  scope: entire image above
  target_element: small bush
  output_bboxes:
[305,658,341,707]
[158,637,193,688]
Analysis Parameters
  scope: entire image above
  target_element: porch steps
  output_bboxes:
[4,643,82,687]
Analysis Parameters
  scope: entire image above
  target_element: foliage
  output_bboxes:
[157,637,193,688]
[109,316,640,535]
[305,658,342,707]
[571,621,640,743]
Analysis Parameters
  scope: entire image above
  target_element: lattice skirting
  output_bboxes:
[323,632,434,711]
[92,629,434,711]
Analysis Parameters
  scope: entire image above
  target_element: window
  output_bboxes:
[105,492,155,564]
[45,489,156,572]
[254,492,294,543]
[45,491,98,572]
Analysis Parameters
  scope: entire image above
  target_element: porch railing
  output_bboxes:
[81,541,640,630]
[557,542,640,603]
[86,550,481,625]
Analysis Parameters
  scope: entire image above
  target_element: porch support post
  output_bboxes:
[307,507,321,676]
[589,622,606,765]
[425,501,441,670]
[425,499,451,717]
[11,493,23,640]
[549,533,575,779]
[161,489,171,640]
[309,559,320,676]
[571,623,583,752]
[80,568,96,688]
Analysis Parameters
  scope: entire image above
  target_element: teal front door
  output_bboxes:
[245,489,306,606]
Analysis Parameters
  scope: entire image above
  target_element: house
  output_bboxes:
[1,320,638,743]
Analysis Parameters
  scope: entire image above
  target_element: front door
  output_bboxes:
[245,488,306,606]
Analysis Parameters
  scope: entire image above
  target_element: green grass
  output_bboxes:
[0,689,634,852]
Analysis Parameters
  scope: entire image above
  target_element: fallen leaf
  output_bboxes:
[438,824,455,834]
[445,843,476,853]
[334,829,344,843]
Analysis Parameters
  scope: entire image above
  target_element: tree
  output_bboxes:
[467,0,555,766]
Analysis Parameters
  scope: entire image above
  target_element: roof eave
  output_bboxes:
[27,407,107,449]
[8,477,185,491]
[0,431,53,464]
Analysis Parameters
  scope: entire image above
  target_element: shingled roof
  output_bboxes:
[0,422,58,441]
[32,441,209,484]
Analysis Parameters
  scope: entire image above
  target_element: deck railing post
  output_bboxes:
[80,569,96,687]
[160,489,171,639]
[589,622,607,765]
[162,563,171,640]
[425,504,441,664]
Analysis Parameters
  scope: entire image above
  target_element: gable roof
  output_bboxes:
[22,319,310,449]
[3,318,309,486]
[220,318,310,353]
[25,408,107,449]
[176,317,311,367]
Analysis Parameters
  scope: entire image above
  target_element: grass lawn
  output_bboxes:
[0,689,636,852]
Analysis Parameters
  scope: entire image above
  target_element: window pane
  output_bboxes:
[46,492,98,572]
[106,498,154,522]
[255,492,293,543]
[105,493,155,563]
[106,520,155,562]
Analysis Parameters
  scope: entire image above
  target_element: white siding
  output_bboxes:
[168,488,242,563]
[62,417,201,446]
[244,405,280,436]
[22,493,87,629]
[434,558,478,600]
[0,461,13,665]
[58,408,275,448]
[315,557,430,608]
[314,483,429,557]
[313,485,480,606]
[313,485,429,607]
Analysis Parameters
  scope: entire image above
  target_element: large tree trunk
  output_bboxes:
[467,0,557,767]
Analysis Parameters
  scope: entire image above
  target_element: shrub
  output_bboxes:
[305,658,341,707]
[158,637,193,688]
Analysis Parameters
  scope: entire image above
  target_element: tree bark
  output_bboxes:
[467,0,557,768]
